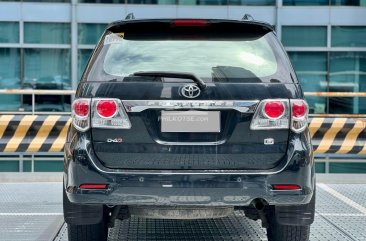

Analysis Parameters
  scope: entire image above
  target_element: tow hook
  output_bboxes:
[107,206,121,228]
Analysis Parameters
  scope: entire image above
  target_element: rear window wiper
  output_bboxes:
[132,71,206,89]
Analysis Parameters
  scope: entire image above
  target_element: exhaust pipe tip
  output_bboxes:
[251,198,268,211]
[251,198,269,228]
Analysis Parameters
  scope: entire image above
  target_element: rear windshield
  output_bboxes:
[84,29,293,83]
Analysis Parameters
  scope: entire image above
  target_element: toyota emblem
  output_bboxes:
[181,84,201,99]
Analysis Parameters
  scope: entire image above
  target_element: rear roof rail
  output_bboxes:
[125,13,135,20]
[242,14,254,21]
[125,13,254,22]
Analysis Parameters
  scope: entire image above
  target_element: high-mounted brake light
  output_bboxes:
[172,19,209,27]
[290,99,308,133]
[263,101,285,119]
[96,100,117,118]
[273,184,302,190]
[72,98,91,132]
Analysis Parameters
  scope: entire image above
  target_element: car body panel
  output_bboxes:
[65,127,314,206]
[64,18,315,225]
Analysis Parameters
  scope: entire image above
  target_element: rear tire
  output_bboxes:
[68,222,108,241]
[267,222,310,241]
[267,189,315,241]
[63,183,108,241]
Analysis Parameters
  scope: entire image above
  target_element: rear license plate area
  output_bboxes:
[161,111,220,133]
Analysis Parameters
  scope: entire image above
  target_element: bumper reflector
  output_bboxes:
[79,184,108,190]
[273,184,301,190]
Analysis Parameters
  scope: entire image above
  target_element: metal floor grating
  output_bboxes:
[54,212,366,241]
[108,212,268,241]
[328,184,366,207]
[1,182,366,241]
[0,183,63,241]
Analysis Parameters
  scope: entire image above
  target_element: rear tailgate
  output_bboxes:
[82,19,298,170]
[87,82,296,170]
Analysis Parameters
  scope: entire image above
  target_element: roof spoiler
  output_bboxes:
[106,14,274,33]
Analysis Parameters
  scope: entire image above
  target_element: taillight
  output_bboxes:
[292,100,307,118]
[290,99,308,133]
[250,99,289,130]
[250,99,308,133]
[73,99,89,117]
[91,98,131,129]
[96,100,117,118]
[72,98,91,131]
[263,101,285,119]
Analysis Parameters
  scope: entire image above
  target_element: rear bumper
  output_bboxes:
[67,180,313,207]
[64,130,315,207]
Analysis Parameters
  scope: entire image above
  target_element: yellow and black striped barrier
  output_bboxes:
[309,118,366,155]
[0,115,71,153]
[0,115,365,154]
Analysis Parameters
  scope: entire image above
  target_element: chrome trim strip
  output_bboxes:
[122,100,259,113]
[154,139,226,146]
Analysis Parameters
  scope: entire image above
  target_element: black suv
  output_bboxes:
[64,18,315,241]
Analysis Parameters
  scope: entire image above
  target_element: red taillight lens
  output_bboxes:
[292,100,307,118]
[172,19,208,27]
[79,184,108,190]
[263,101,285,119]
[72,99,91,131]
[273,184,301,190]
[73,99,89,117]
[96,100,117,118]
[91,99,132,129]
[290,99,309,133]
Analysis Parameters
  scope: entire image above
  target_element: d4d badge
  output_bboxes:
[107,138,123,143]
